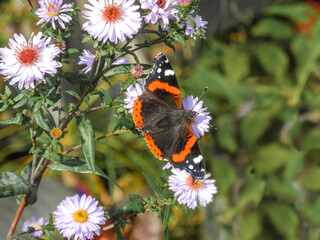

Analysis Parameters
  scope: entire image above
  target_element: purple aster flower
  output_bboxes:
[140,0,179,30]
[82,0,142,44]
[22,216,48,238]
[124,79,145,113]
[0,32,62,89]
[168,168,217,209]
[79,50,128,74]
[182,14,208,39]
[54,194,106,240]
[35,0,73,30]
[182,95,211,139]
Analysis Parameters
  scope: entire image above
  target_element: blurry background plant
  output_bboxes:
[1,0,320,239]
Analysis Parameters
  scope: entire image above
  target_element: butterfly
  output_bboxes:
[132,53,205,180]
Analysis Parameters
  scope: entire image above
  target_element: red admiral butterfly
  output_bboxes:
[132,53,205,180]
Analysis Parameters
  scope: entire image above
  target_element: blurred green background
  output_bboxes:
[1,0,320,239]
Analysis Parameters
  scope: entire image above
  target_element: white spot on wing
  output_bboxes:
[157,68,162,73]
[164,69,174,76]
[189,165,194,169]
[193,155,203,164]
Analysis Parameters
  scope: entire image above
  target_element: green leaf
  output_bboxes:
[265,3,314,22]
[282,149,305,196]
[115,200,145,216]
[113,116,134,131]
[0,172,32,198]
[33,100,44,112]
[240,101,282,146]
[82,35,92,43]
[42,148,82,162]
[222,169,265,222]
[104,65,131,78]
[67,48,80,54]
[172,33,187,47]
[16,162,41,206]
[13,96,28,109]
[33,109,51,131]
[239,212,262,240]
[76,116,96,174]
[252,42,289,79]
[253,143,291,175]
[64,90,81,100]
[221,44,250,82]
[251,18,294,39]
[0,113,23,125]
[142,172,162,199]
[48,160,124,193]
[264,202,299,240]
[305,198,320,224]
[216,123,238,153]
[297,167,320,191]
[99,88,113,105]
[212,157,236,195]
[162,205,171,231]
[303,128,320,151]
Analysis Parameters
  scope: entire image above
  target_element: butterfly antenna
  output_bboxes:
[191,87,208,111]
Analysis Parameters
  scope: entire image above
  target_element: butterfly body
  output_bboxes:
[132,53,205,180]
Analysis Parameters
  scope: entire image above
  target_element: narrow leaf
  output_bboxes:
[33,109,51,131]
[48,160,125,193]
[76,116,96,174]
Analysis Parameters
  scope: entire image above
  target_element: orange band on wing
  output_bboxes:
[148,81,180,98]
[172,134,196,162]
[144,133,163,159]
[132,97,144,128]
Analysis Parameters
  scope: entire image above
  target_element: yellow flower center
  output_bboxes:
[47,4,58,16]
[186,176,203,190]
[32,223,41,230]
[50,128,62,139]
[74,210,88,223]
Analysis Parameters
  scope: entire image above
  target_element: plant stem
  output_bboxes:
[7,194,30,239]
[60,86,92,130]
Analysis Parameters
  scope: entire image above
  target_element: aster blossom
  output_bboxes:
[182,14,208,39]
[35,0,74,30]
[79,50,128,74]
[0,32,62,89]
[22,216,48,238]
[168,168,217,209]
[54,194,106,240]
[124,79,145,113]
[182,95,211,139]
[83,0,142,44]
[140,0,179,30]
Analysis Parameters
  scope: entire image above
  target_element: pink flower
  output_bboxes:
[131,64,143,77]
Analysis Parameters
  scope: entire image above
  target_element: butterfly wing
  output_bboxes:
[145,53,182,109]
[132,53,205,180]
